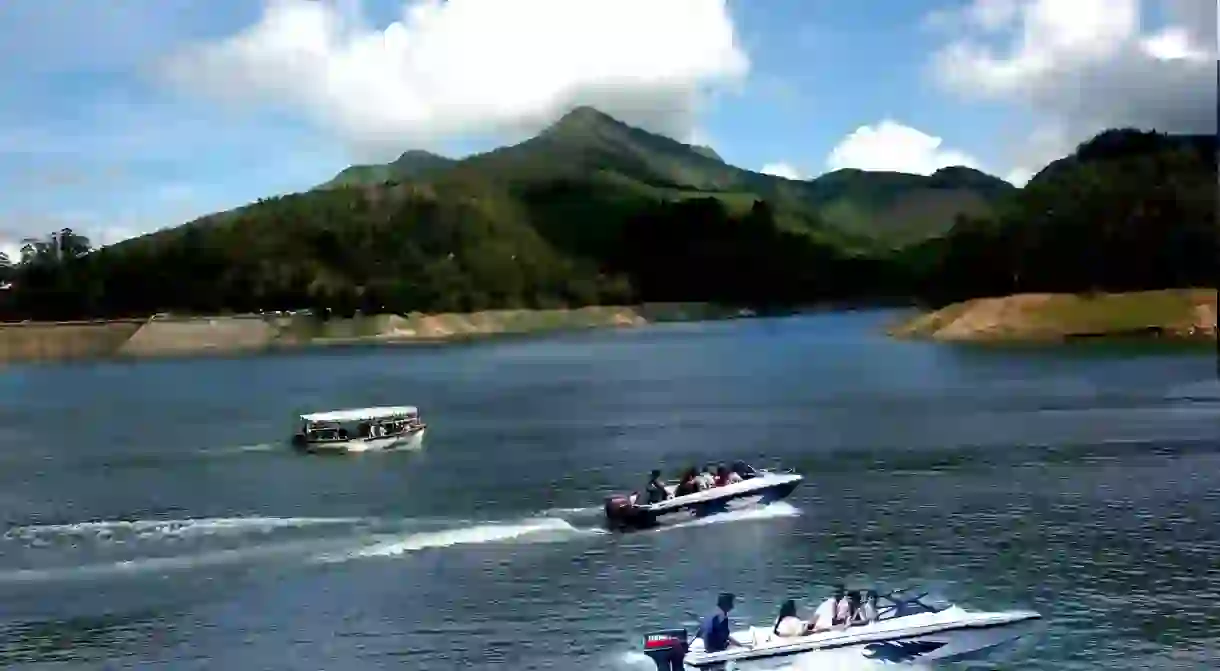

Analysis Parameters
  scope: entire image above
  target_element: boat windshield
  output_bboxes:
[880,592,950,619]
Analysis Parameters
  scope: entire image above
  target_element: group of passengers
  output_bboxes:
[696,586,880,655]
[644,462,752,504]
[772,585,880,638]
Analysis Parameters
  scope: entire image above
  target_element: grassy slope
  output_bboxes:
[890,289,1218,341]
[315,107,1016,247]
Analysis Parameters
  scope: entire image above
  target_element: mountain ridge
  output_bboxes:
[316,105,1016,245]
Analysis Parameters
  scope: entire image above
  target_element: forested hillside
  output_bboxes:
[0,113,1212,322]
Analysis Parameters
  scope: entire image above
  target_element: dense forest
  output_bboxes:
[0,118,1214,322]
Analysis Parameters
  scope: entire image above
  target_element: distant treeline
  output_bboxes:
[0,129,1213,322]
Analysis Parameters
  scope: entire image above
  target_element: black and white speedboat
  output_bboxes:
[642,590,1041,669]
[603,463,802,531]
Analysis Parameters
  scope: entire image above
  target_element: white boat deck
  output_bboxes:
[685,606,1039,666]
[639,472,802,511]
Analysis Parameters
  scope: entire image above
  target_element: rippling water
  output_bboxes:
[0,311,1217,670]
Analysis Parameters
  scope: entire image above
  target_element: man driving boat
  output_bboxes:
[696,593,750,653]
[645,469,671,504]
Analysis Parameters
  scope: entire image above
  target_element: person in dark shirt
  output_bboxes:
[696,593,749,653]
[645,469,671,504]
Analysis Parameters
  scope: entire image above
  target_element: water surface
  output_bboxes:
[1,311,1216,670]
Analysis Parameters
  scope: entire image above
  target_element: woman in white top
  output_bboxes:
[835,593,853,628]
[772,600,810,638]
[810,586,845,632]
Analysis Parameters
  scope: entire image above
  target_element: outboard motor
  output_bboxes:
[604,495,633,526]
[642,629,688,671]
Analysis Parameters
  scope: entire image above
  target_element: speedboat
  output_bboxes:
[642,589,1041,669]
[604,463,801,531]
[291,406,427,454]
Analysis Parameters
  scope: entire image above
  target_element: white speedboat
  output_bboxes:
[604,463,802,531]
[642,590,1041,669]
[291,406,426,454]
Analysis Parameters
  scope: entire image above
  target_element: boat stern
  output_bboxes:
[604,494,654,531]
[641,629,688,671]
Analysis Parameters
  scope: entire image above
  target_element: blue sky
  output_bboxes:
[0,0,1213,255]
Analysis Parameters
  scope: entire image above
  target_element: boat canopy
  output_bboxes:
[300,406,418,424]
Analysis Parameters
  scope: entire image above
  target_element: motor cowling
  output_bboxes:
[604,494,633,519]
[642,629,688,671]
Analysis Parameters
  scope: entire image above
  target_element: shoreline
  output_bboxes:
[888,289,1217,343]
[0,303,746,365]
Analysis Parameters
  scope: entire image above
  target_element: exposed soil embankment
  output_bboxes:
[0,303,730,364]
[120,316,280,356]
[889,289,1217,342]
[0,320,146,363]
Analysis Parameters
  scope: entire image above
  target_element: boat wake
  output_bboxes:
[315,516,607,563]
[0,501,796,584]
[648,501,801,534]
[198,442,280,456]
[0,512,608,584]
[612,649,904,671]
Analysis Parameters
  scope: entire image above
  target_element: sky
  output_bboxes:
[0,0,1215,259]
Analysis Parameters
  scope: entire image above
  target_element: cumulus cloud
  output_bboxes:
[825,120,984,177]
[929,0,1217,173]
[760,162,804,180]
[159,0,749,160]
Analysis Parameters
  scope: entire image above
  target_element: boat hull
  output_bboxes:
[659,610,1041,670]
[604,474,800,531]
[294,427,426,454]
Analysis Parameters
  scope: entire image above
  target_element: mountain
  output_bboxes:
[319,106,1016,246]
[897,127,1216,306]
[2,119,1210,325]
[322,149,456,189]
[1027,129,1215,186]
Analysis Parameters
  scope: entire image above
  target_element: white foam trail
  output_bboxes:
[657,501,801,533]
[0,537,353,584]
[319,517,600,562]
[542,506,599,517]
[204,443,279,455]
[3,516,368,543]
[610,648,909,671]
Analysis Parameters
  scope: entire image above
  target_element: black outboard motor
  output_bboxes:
[604,494,633,528]
[642,629,688,671]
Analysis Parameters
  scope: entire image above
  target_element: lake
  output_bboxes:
[1,311,1217,670]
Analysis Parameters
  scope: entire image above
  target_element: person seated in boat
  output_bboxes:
[645,469,671,504]
[844,591,863,626]
[673,468,701,497]
[695,465,716,490]
[697,593,749,653]
[772,599,813,638]
[854,590,879,625]
[714,464,743,487]
[810,584,845,632]
[835,590,857,628]
[731,461,757,480]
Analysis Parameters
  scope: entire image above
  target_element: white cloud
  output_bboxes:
[160,0,749,160]
[929,0,1217,174]
[825,120,982,176]
[760,162,804,180]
